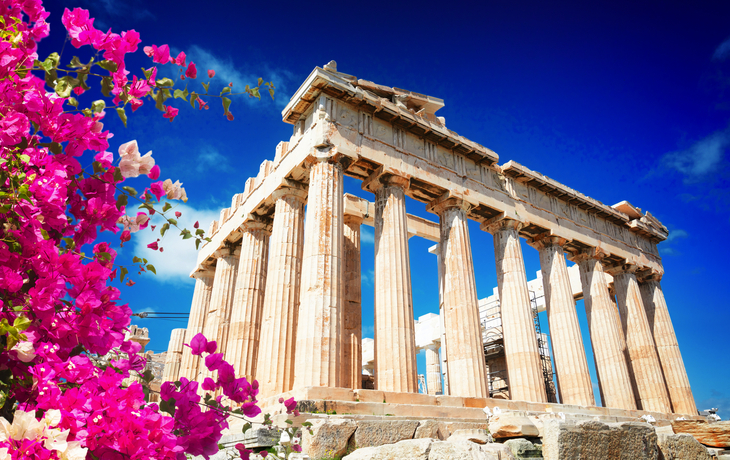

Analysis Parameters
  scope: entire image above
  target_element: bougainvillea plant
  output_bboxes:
[0,0,286,458]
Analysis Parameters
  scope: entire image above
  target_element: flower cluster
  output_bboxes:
[0,1,271,459]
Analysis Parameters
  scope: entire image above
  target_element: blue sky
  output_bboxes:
[41,0,730,418]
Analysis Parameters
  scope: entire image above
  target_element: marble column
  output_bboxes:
[342,214,363,389]
[226,218,271,383]
[294,156,345,388]
[639,276,697,415]
[370,174,418,393]
[482,218,546,403]
[425,343,443,395]
[429,244,450,396]
[611,265,672,413]
[257,187,306,397]
[179,269,214,381]
[162,328,187,382]
[572,251,636,410]
[433,198,487,398]
[200,246,240,380]
[530,236,594,406]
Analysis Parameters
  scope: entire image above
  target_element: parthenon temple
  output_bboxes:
[165,61,697,419]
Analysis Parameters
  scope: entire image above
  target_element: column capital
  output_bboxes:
[344,214,364,226]
[305,145,355,170]
[361,165,410,193]
[636,267,664,283]
[605,262,639,277]
[426,192,474,216]
[272,180,308,202]
[526,233,569,251]
[190,267,215,280]
[212,245,240,260]
[238,215,273,234]
[480,213,524,234]
[567,247,609,264]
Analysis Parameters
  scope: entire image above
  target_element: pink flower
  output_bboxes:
[207,69,215,78]
[149,181,166,201]
[148,165,160,180]
[162,105,178,122]
[185,62,197,79]
[194,221,199,228]
[174,211,181,218]
[118,140,155,178]
[201,378,216,392]
[174,51,186,67]
[147,241,158,251]
[143,44,170,64]
[162,179,187,202]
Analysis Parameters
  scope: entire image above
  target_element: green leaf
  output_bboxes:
[40,229,49,240]
[195,239,201,250]
[101,76,113,97]
[167,218,177,226]
[156,77,174,87]
[98,60,118,72]
[43,52,59,70]
[201,82,210,93]
[241,422,252,434]
[116,107,127,128]
[162,202,172,212]
[13,316,31,331]
[116,194,128,210]
[180,229,192,239]
[142,67,153,79]
[159,397,176,416]
[18,154,30,163]
[195,228,205,236]
[268,87,275,100]
[120,266,128,282]
[285,419,293,424]
[113,167,124,183]
[222,97,232,115]
[44,69,57,88]
[68,56,83,68]
[189,92,198,108]
[173,89,188,101]
[54,76,76,98]
[91,100,106,113]
[160,223,170,237]
[258,77,263,86]
[122,186,138,197]
[67,97,79,108]
[96,251,111,262]
[132,256,142,263]
[251,87,260,99]
[146,264,156,275]
[220,87,231,95]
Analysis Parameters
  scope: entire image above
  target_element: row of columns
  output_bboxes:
[174,152,695,414]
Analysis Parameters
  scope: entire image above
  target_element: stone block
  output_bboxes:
[429,440,497,459]
[671,420,730,448]
[463,397,489,408]
[300,386,355,401]
[542,419,659,460]
[436,396,465,407]
[503,438,543,459]
[242,428,281,447]
[296,400,326,414]
[657,433,711,460]
[352,420,419,448]
[343,438,433,460]
[301,418,357,460]
[488,414,539,439]
[448,429,492,444]
[383,391,437,406]
[414,420,447,440]
[443,422,489,437]
[480,443,517,460]
[354,389,385,403]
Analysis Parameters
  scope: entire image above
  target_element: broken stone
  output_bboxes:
[414,420,447,440]
[657,433,711,460]
[301,418,357,460]
[503,438,543,459]
[488,414,539,439]
[343,438,433,460]
[448,429,492,445]
[480,443,517,460]
[242,428,281,448]
[671,420,730,448]
[542,420,659,460]
[429,440,497,460]
[352,420,419,448]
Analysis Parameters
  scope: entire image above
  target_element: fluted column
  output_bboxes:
[162,329,187,382]
[611,265,671,413]
[572,250,636,410]
[530,236,594,406]
[429,243,450,395]
[368,174,418,393]
[425,343,443,395]
[342,214,363,389]
[201,246,240,381]
[294,156,344,388]
[639,276,696,415]
[257,187,306,397]
[432,198,487,398]
[483,218,546,403]
[226,218,271,383]
[179,269,214,381]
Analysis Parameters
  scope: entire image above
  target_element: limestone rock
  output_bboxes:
[671,420,730,448]
[444,422,489,437]
[480,443,517,460]
[301,418,357,460]
[353,420,419,448]
[343,438,433,460]
[429,440,497,460]
[242,428,281,448]
[448,429,492,445]
[415,420,447,440]
[542,420,659,460]
[488,414,539,439]
[503,438,543,459]
[657,433,711,460]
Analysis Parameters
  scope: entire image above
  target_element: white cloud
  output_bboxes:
[131,203,220,284]
[184,45,296,109]
[662,127,729,181]
[362,325,374,339]
[361,227,374,245]
[713,36,730,61]
[361,269,375,287]
[665,228,688,243]
[196,146,230,173]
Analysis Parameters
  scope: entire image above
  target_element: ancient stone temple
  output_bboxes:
[167,61,697,420]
